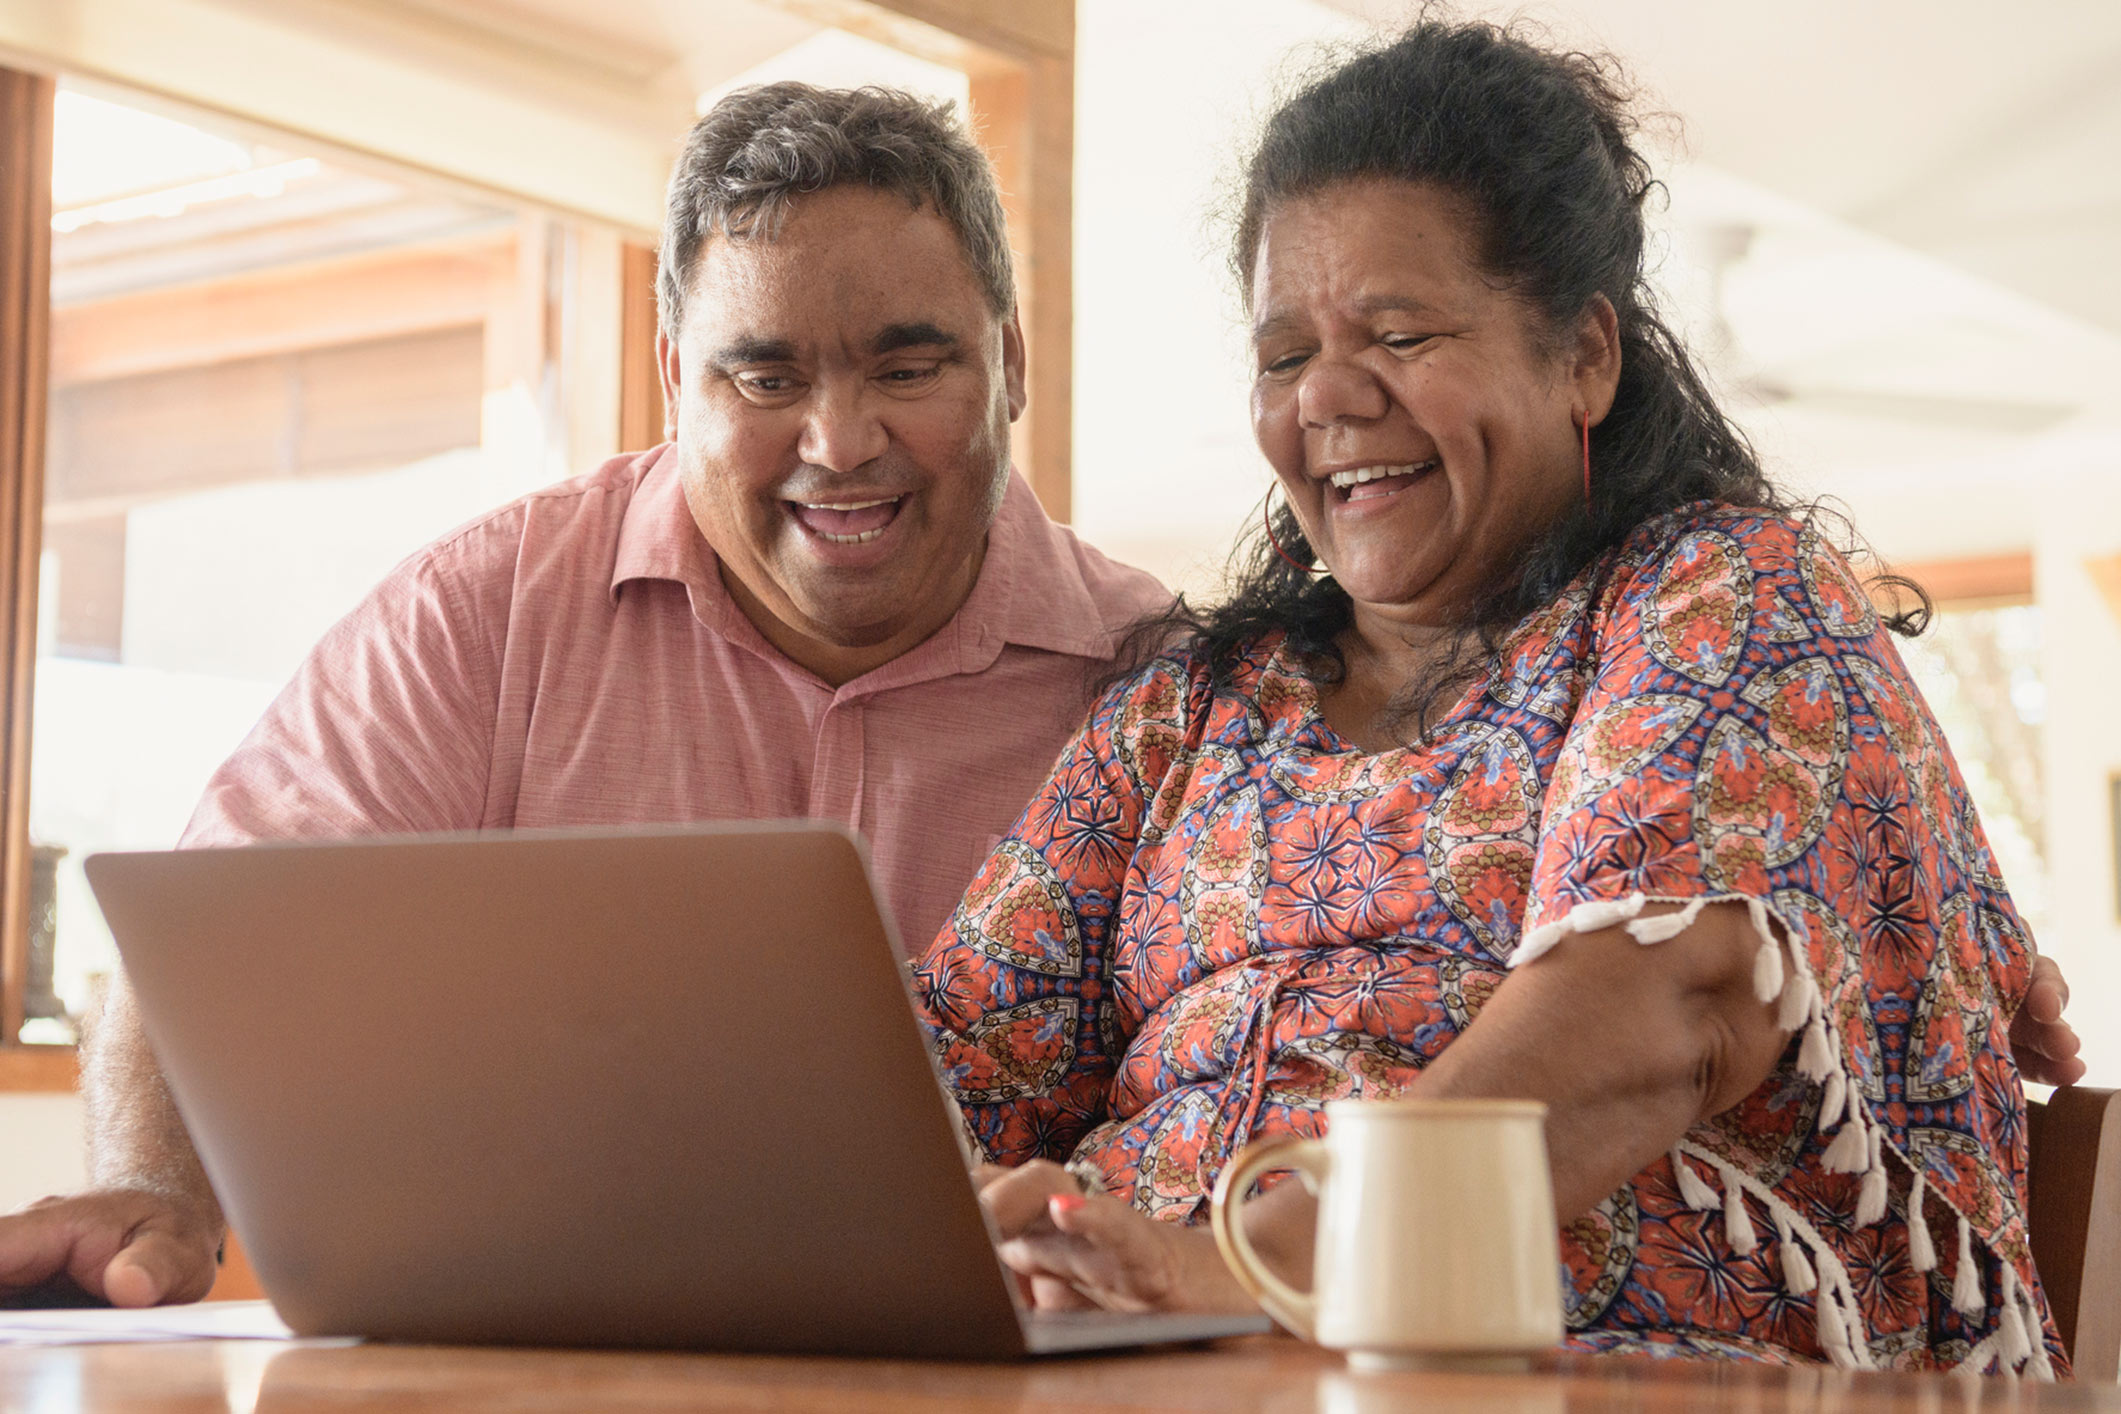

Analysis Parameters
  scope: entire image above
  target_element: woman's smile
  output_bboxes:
[1249,180,1591,622]
[1326,460,1438,502]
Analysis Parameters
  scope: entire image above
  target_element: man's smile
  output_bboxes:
[786,493,908,546]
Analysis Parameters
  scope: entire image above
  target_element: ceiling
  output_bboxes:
[24,0,2117,559]
[1325,0,2121,342]
[175,0,2121,346]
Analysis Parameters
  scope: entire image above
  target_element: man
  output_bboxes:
[0,83,1166,1308]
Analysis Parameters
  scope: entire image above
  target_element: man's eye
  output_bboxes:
[880,365,941,385]
[737,374,796,395]
[1381,334,1432,352]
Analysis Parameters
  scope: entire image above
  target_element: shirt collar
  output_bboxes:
[609,444,715,605]
[609,449,1120,677]
[949,470,1115,662]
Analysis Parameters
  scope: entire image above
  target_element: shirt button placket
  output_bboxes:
[809,700,867,836]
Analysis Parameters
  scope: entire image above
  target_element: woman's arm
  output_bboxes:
[985,899,1788,1312]
[1416,899,1788,1218]
[915,660,1198,1168]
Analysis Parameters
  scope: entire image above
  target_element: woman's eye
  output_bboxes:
[1381,333,1431,352]
[1260,351,1310,377]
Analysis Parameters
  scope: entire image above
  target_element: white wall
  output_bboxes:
[0,1094,87,1213]
[2031,437,2121,1084]
[1070,0,1360,595]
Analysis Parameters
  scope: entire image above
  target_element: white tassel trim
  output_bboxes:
[1797,1013,1837,1080]
[1820,1067,1847,1130]
[1952,1316,2059,1382]
[2020,1274,2055,1380]
[1775,1210,1817,1295]
[1822,1109,1868,1174]
[1777,962,1816,1032]
[1998,1262,2032,1368]
[1855,1126,1888,1227]
[1751,932,1785,1002]
[1514,891,2058,1373]
[1512,891,1648,966]
[1952,1215,1983,1318]
[1908,1172,1937,1272]
[1903,1156,2055,1381]
[1716,1159,1758,1255]
[1684,1140,1875,1371]
[1625,896,1708,943]
[1671,1149,1721,1212]
[1815,1283,1851,1364]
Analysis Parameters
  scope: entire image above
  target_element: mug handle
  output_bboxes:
[1208,1136,1330,1341]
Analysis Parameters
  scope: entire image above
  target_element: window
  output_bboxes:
[0,3,1075,1067]
[1898,601,2049,930]
[8,82,646,1048]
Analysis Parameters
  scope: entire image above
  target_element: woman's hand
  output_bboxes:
[2013,953,2087,1087]
[973,1161,1261,1314]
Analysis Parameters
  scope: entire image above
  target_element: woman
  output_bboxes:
[916,21,2076,1374]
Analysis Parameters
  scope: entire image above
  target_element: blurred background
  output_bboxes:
[1,0,2117,1213]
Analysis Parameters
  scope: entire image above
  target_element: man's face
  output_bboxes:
[659,185,1025,674]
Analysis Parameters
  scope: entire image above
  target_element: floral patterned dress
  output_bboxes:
[912,505,2064,1374]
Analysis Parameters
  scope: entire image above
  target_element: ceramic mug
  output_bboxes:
[1209,1097,1563,1371]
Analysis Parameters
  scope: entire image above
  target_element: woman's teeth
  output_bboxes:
[1327,461,1436,489]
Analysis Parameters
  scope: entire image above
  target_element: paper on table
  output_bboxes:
[0,1300,295,1346]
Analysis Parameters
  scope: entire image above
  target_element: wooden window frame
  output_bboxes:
[0,5,1076,1088]
[1889,552,2035,609]
[1,66,56,1088]
[768,0,1076,520]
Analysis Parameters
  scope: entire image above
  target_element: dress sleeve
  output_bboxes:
[1516,510,2048,1366]
[910,656,1194,1166]
[1516,512,2032,1021]
[179,543,503,848]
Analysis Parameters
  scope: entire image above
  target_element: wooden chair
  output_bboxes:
[2026,1086,2121,1380]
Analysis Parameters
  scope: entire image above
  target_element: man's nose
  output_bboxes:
[796,383,890,472]
[1296,358,1390,429]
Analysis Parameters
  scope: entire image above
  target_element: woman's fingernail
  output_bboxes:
[1049,1193,1087,1217]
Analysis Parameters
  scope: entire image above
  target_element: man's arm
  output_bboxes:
[0,978,222,1306]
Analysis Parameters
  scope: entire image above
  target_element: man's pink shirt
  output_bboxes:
[181,446,1169,951]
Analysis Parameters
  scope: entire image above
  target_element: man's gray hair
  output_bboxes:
[658,82,1015,335]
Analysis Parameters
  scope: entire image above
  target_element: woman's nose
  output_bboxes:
[796,385,890,472]
[1296,358,1389,429]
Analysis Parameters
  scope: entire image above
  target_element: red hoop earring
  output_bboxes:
[1578,411,1592,503]
[1265,493,1325,576]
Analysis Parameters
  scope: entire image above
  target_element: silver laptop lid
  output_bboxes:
[88,823,1035,1357]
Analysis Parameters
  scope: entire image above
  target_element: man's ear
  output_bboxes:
[656,330,681,442]
[1002,306,1028,423]
[1572,293,1621,428]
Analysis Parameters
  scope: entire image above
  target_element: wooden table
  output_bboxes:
[3,1336,2117,1413]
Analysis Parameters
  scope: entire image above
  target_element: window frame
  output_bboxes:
[0,65,57,1084]
[0,1,1076,1085]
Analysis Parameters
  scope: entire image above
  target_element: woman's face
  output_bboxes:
[1249,179,1610,633]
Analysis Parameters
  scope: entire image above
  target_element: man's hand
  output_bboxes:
[2013,953,2087,1088]
[974,1160,1264,1314]
[0,1188,222,1308]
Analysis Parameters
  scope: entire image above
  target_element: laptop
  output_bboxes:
[84,822,1270,1357]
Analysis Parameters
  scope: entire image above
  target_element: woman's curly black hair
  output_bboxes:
[1133,17,1923,736]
